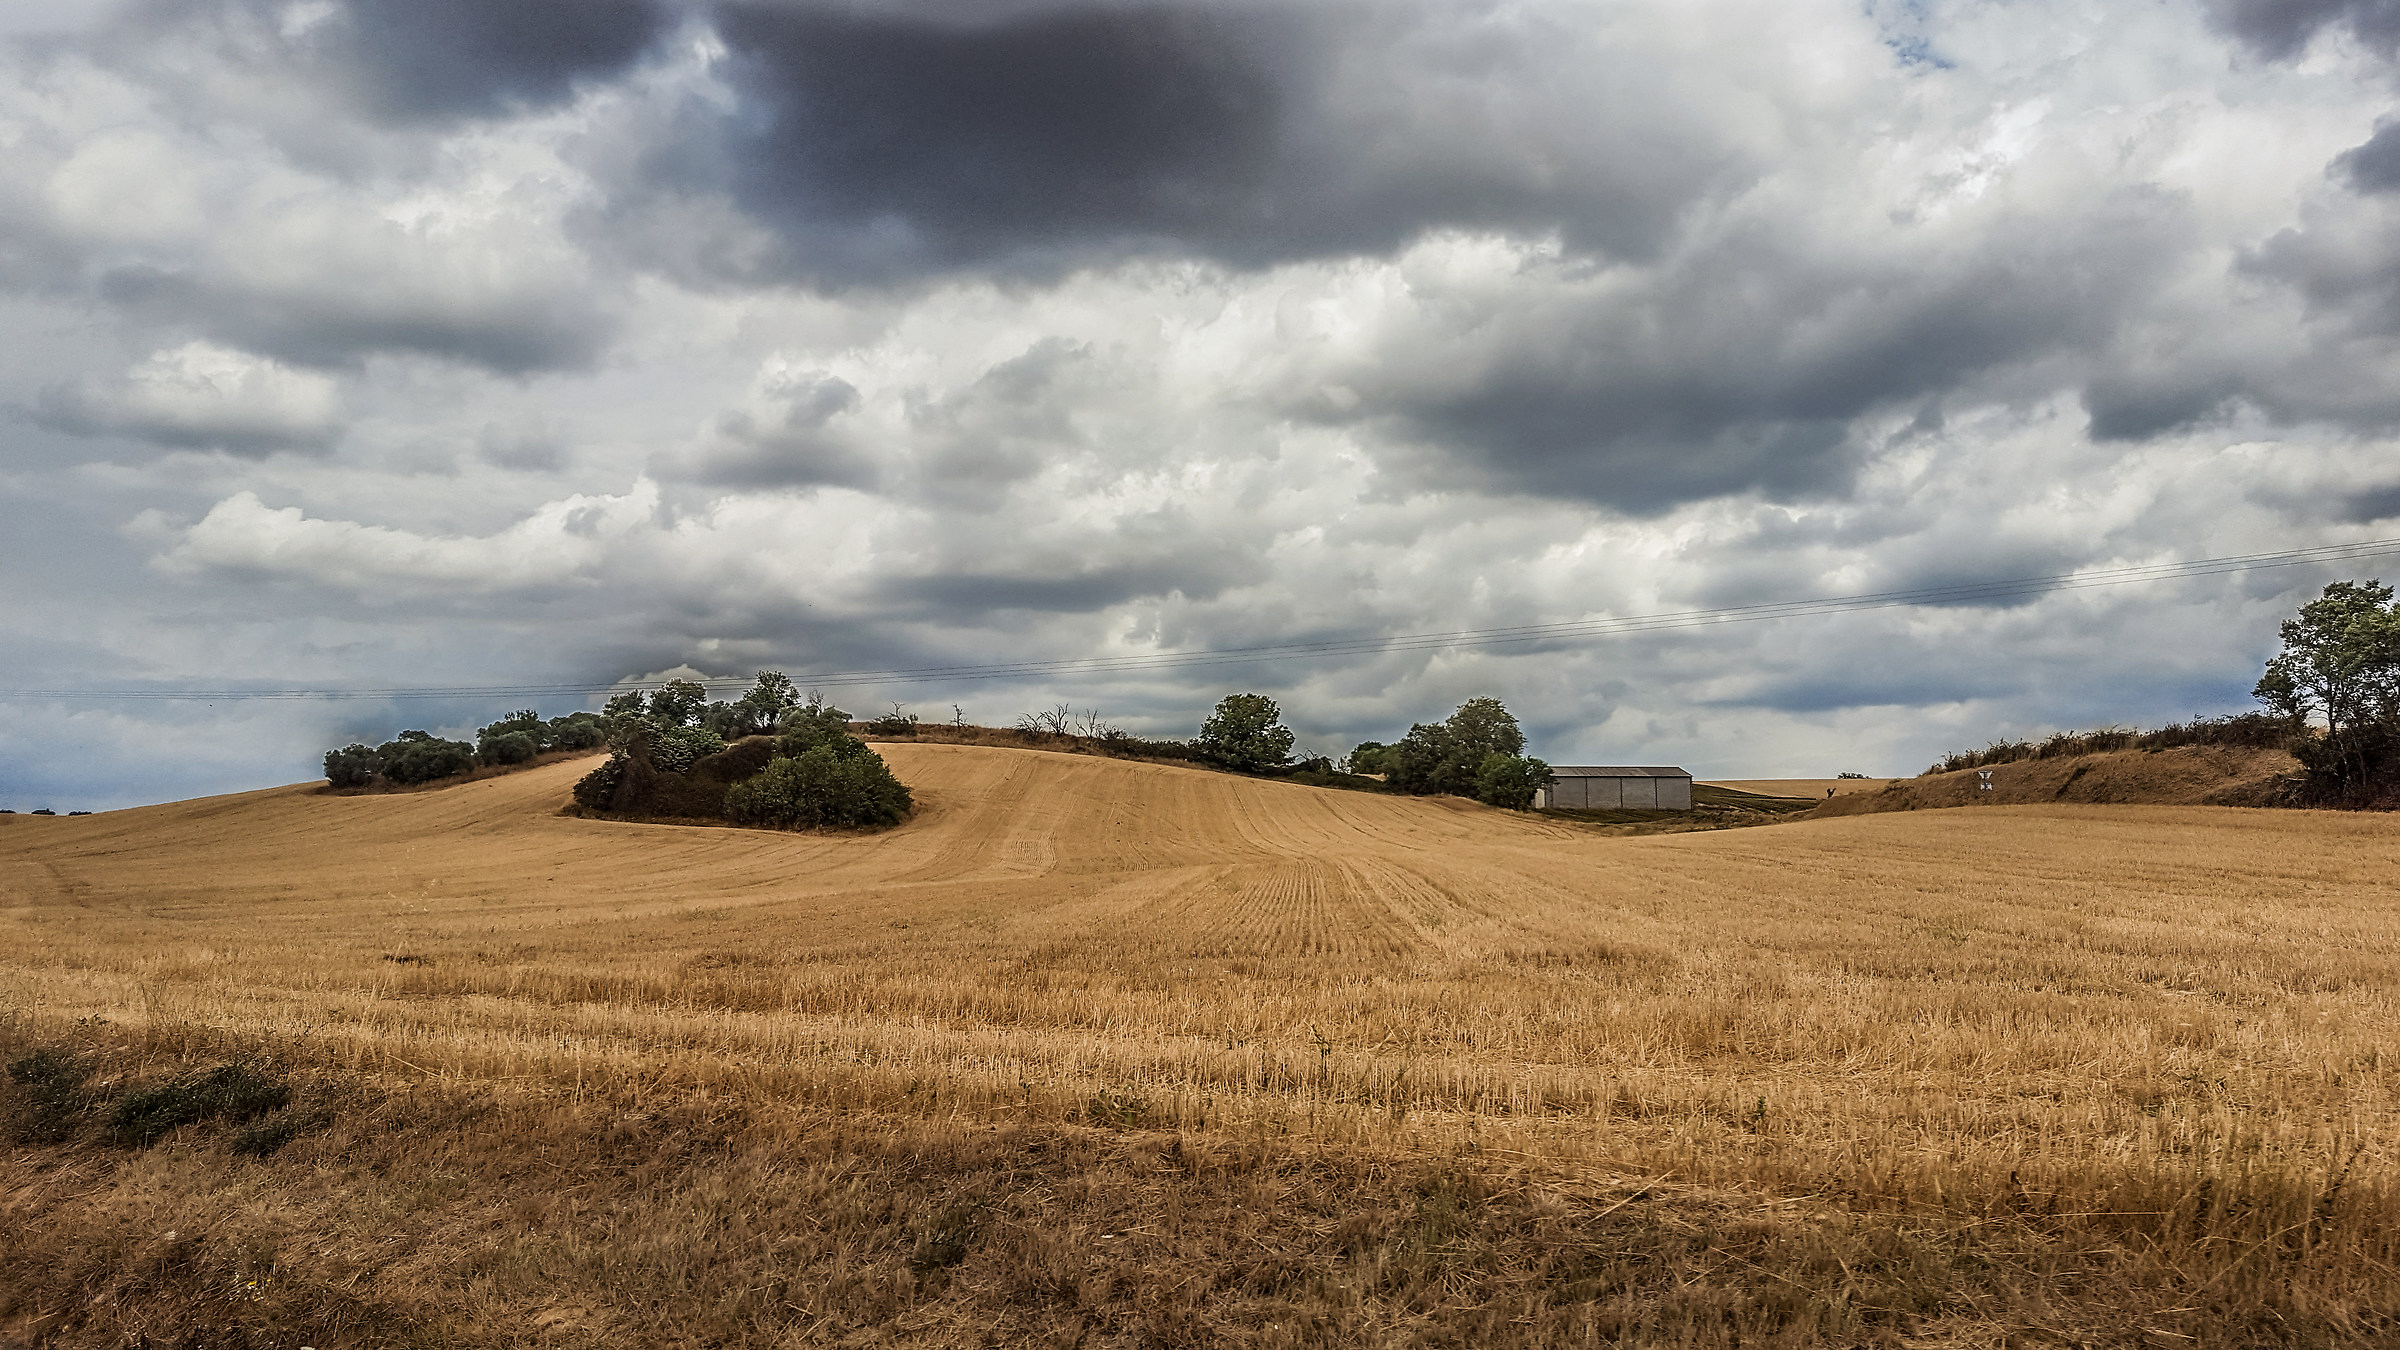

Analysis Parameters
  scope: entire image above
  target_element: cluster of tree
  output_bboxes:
[574,679,912,830]
[2254,580,2400,806]
[1912,581,2400,808]
[1179,691,1552,809]
[323,711,607,790]
[1342,697,1553,809]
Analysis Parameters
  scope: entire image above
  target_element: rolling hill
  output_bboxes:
[3,745,2396,1347]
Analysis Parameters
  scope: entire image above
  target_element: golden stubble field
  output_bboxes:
[4,744,2398,1347]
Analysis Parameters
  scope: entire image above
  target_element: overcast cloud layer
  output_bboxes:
[6,0,2400,809]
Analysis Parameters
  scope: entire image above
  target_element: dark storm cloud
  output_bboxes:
[2339,481,2400,520]
[121,0,677,123]
[2080,378,2239,442]
[714,2,1287,265]
[2206,0,2400,59]
[647,1,1745,282]
[2334,120,2400,192]
[1338,191,2193,509]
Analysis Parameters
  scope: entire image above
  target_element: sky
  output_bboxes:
[5,0,2400,810]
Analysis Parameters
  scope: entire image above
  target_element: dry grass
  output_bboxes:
[1704,779,1896,798]
[4,744,2398,1346]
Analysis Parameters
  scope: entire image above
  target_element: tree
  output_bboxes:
[728,671,799,736]
[1345,741,1391,775]
[648,679,709,728]
[2256,579,2400,797]
[376,732,475,785]
[324,743,380,789]
[1386,697,1530,797]
[777,695,853,754]
[546,713,606,751]
[480,731,537,765]
[1194,693,1295,773]
[2255,581,2400,736]
[1472,752,1553,810]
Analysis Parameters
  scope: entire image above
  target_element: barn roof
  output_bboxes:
[1546,765,1692,779]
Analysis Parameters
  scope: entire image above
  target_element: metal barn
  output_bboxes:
[1533,766,1694,811]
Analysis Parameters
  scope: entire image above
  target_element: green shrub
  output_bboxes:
[479,730,537,765]
[725,743,912,829]
[546,713,605,751]
[376,732,476,785]
[477,709,544,744]
[574,753,627,809]
[648,723,724,773]
[323,743,381,788]
[1471,752,1553,810]
[108,1063,289,1146]
[777,698,854,751]
[1346,741,1391,775]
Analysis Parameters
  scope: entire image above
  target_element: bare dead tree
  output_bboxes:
[1015,703,1075,738]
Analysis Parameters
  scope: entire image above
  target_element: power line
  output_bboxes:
[6,536,2396,702]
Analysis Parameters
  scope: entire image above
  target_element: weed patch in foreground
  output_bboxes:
[107,1062,290,1146]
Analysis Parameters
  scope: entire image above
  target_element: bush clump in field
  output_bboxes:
[1378,698,1553,809]
[324,709,608,791]
[108,1062,289,1146]
[579,682,914,833]
[725,740,912,829]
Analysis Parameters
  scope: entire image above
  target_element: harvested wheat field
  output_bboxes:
[4,744,2398,1347]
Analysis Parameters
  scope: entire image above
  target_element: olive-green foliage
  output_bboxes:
[649,679,709,728]
[2254,580,2400,803]
[1346,741,1391,775]
[376,731,476,785]
[608,716,725,773]
[108,1063,289,1147]
[572,753,626,810]
[1386,698,1529,798]
[323,743,381,788]
[478,709,544,744]
[708,672,800,739]
[725,742,912,829]
[546,713,605,751]
[1194,693,1296,773]
[1472,752,1554,810]
[777,698,855,753]
[479,731,537,765]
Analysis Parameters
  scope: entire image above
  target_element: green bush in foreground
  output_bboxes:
[725,743,913,829]
[323,743,381,788]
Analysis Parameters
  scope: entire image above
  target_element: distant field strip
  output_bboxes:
[3,744,2397,1207]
